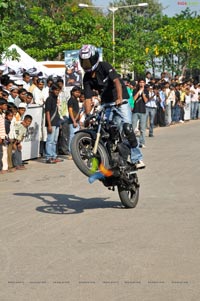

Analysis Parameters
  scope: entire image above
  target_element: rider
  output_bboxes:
[79,44,145,169]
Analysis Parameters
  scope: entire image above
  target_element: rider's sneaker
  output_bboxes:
[134,128,140,136]
[139,144,146,148]
[135,160,146,169]
[126,155,132,164]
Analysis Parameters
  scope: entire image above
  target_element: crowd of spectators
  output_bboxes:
[0,66,199,175]
[124,71,200,148]
[0,68,71,173]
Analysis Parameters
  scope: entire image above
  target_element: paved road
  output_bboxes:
[0,120,200,301]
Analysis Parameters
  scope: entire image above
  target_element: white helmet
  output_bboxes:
[79,45,99,72]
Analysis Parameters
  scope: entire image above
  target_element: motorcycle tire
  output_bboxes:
[118,183,139,208]
[71,132,110,177]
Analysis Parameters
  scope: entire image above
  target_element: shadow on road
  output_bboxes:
[14,193,122,215]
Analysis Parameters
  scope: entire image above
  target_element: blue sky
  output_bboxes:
[92,0,200,16]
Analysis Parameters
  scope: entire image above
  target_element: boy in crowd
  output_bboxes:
[8,85,19,103]
[5,110,15,171]
[15,102,27,122]
[67,86,81,159]
[12,115,32,170]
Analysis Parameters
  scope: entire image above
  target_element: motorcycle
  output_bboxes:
[71,102,140,208]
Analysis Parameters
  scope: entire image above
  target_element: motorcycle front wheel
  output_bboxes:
[118,180,139,208]
[71,132,110,177]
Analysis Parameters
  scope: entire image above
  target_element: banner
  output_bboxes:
[64,48,103,87]
[22,105,43,160]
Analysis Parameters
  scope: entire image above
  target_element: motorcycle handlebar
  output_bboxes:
[101,100,128,109]
[84,100,128,126]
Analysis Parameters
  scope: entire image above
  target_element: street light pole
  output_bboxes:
[108,6,118,66]
[78,2,148,66]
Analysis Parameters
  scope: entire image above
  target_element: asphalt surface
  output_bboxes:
[0,120,200,301]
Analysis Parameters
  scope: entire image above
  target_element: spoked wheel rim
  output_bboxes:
[78,136,94,168]
[71,132,110,177]
[77,136,102,170]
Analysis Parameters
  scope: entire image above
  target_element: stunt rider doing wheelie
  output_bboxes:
[79,44,145,169]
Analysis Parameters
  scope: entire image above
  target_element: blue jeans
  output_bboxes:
[172,105,180,122]
[106,102,143,164]
[69,123,80,153]
[146,107,156,136]
[113,102,132,126]
[191,101,198,119]
[198,103,200,119]
[45,126,60,160]
[132,112,146,145]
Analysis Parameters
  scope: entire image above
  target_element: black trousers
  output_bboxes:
[58,118,70,154]
[156,105,166,127]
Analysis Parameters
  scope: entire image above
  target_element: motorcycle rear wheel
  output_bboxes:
[118,183,139,208]
[71,132,110,177]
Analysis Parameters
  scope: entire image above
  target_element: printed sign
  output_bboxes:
[64,48,103,87]
[22,105,43,160]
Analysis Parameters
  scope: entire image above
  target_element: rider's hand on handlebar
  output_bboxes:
[73,121,78,128]
[115,98,123,106]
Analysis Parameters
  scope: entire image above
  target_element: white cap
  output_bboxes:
[10,85,19,91]
[18,102,27,109]
[15,80,24,86]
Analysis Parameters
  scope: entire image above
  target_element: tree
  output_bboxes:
[0,0,109,61]
[0,0,21,60]
[154,12,200,75]
[103,0,164,75]
[0,0,199,79]
[113,0,163,20]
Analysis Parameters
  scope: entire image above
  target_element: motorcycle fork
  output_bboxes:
[92,111,104,155]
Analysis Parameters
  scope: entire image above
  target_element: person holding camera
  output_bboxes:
[145,85,157,137]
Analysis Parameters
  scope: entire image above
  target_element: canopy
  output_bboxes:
[2,44,53,79]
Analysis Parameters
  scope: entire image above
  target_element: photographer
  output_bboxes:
[145,85,157,137]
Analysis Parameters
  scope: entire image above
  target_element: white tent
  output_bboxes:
[2,44,52,78]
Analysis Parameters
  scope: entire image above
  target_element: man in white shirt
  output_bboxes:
[190,82,200,120]
[145,85,157,137]
[165,84,176,125]
[22,72,31,91]
[32,79,45,105]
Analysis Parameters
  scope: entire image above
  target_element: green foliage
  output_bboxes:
[114,0,163,20]
[0,0,199,76]
[154,15,200,72]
